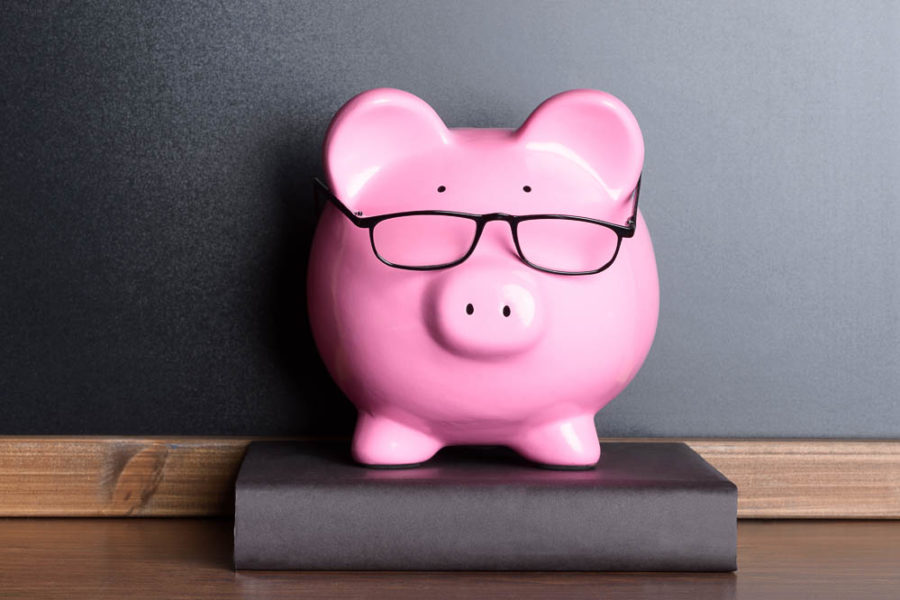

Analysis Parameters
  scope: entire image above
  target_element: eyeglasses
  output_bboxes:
[313,176,641,276]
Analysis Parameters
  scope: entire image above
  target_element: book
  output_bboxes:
[234,440,736,571]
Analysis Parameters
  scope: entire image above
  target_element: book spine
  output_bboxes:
[235,484,736,571]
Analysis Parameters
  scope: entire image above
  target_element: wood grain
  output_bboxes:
[0,519,898,599]
[685,439,900,518]
[0,437,247,516]
[0,437,898,517]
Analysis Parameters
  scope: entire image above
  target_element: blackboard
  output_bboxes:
[2,1,898,436]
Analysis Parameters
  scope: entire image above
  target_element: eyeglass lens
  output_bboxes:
[372,214,477,267]
[516,218,619,273]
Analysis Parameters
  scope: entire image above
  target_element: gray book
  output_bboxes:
[234,441,736,571]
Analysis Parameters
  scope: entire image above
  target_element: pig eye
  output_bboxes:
[523,185,532,193]
[437,185,446,193]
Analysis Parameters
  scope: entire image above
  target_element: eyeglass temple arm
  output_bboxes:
[313,177,367,227]
[622,174,642,237]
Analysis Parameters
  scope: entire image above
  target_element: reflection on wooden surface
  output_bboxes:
[0,519,898,599]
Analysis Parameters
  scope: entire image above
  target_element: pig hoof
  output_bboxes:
[512,416,601,468]
[352,413,442,468]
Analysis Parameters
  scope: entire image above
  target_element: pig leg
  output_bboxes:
[512,414,601,469]
[352,412,443,467]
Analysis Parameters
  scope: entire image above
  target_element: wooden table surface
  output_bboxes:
[0,519,897,599]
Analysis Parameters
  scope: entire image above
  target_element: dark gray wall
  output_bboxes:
[1,1,898,436]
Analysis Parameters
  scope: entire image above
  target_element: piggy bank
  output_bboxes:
[307,88,658,468]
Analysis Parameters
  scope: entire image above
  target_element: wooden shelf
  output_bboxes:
[0,519,897,599]
[2,437,899,518]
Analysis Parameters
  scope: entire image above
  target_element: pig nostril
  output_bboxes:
[502,305,511,317]
[466,303,474,315]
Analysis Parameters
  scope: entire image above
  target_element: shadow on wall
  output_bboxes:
[261,139,356,436]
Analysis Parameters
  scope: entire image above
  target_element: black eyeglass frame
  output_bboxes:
[313,175,642,276]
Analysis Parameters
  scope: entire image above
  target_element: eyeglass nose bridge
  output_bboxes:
[467,213,523,259]
[481,212,517,222]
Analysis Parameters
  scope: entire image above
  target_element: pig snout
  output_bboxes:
[426,264,546,358]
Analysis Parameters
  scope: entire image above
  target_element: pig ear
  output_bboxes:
[516,90,644,202]
[324,88,450,202]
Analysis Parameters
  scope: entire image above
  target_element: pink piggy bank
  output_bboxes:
[307,88,658,468]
